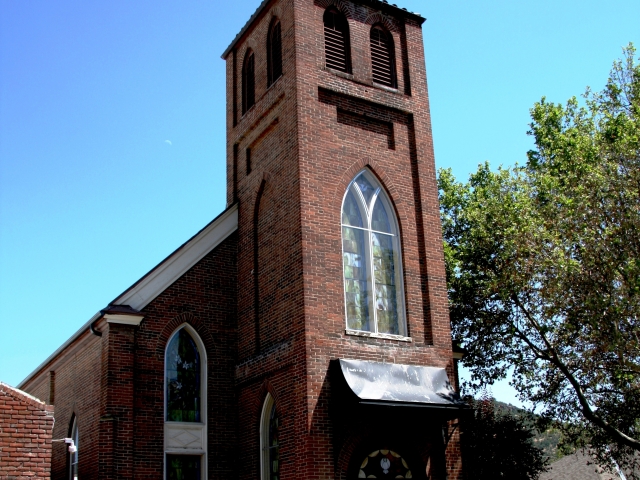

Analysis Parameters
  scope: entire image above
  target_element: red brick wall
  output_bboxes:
[0,383,54,479]
[20,232,238,480]
[131,231,238,479]
[225,0,462,478]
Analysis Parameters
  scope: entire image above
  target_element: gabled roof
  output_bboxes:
[111,204,238,310]
[18,204,238,389]
[221,0,425,59]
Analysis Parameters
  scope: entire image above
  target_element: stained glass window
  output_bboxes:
[261,394,280,480]
[358,449,412,478]
[166,328,201,422]
[166,454,201,480]
[341,171,405,336]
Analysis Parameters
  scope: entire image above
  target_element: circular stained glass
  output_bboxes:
[358,449,412,478]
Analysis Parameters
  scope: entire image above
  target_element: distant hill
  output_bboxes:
[493,400,564,462]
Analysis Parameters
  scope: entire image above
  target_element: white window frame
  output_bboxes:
[341,169,409,341]
[260,393,277,480]
[164,324,207,480]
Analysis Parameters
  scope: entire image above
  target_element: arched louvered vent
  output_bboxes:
[267,20,282,87]
[242,51,255,114]
[370,26,396,88]
[323,8,351,73]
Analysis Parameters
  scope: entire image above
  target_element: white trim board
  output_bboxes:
[18,205,238,389]
[113,204,238,310]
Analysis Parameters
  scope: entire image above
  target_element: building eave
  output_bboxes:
[221,0,425,60]
[18,203,238,389]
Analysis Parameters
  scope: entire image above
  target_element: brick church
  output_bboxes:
[18,0,466,478]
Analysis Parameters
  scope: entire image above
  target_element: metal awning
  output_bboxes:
[337,359,466,409]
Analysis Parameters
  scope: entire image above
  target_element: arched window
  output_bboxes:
[370,25,396,88]
[242,50,256,114]
[323,8,351,73]
[164,325,207,479]
[341,170,406,336]
[267,19,282,87]
[260,393,280,480]
[68,416,78,480]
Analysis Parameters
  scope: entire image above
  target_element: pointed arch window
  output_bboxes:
[164,325,207,479]
[242,50,256,114]
[260,393,280,480]
[323,8,351,73]
[267,19,282,87]
[370,25,396,88]
[341,170,406,337]
[68,416,78,480]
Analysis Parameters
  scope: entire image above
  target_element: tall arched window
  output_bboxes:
[267,19,282,87]
[242,50,256,114]
[164,325,207,479]
[68,416,78,480]
[370,25,396,88]
[260,393,280,480]
[341,170,406,336]
[323,8,351,73]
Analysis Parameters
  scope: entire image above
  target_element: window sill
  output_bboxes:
[323,66,354,80]
[345,329,412,342]
[372,82,399,94]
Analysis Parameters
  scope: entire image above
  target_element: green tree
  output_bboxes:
[439,45,640,476]
[463,394,548,479]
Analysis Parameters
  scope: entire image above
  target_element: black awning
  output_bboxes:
[337,359,466,410]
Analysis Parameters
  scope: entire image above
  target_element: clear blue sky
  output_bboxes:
[1,0,638,406]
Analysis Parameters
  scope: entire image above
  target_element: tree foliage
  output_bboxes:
[439,45,640,476]
[463,395,548,479]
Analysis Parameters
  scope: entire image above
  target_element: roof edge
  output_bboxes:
[18,204,238,390]
[221,0,425,59]
[1,381,50,407]
[111,203,238,310]
[17,312,101,390]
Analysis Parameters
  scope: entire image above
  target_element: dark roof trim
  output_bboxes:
[221,0,425,59]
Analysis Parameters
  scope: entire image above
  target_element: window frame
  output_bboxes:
[242,49,256,115]
[340,169,408,340]
[267,18,283,87]
[369,24,397,89]
[323,7,352,74]
[68,415,78,480]
[163,324,207,480]
[260,393,280,480]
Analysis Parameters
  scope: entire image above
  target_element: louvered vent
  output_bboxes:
[268,21,282,86]
[324,9,350,73]
[370,26,395,88]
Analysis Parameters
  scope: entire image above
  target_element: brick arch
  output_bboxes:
[267,5,283,26]
[154,312,215,360]
[337,429,429,480]
[333,159,408,233]
[314,0,355,20]
[255,380,282,418]
[263,14,281,47]
[364,12,399,33]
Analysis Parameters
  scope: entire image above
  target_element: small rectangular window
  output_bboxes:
[246,148,252,174]
[166,454,201,480]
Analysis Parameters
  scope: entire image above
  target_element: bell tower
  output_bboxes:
[222,0,464,478]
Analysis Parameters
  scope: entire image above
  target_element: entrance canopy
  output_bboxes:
[337,359,466,410]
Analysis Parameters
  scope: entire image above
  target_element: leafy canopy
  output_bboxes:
[439,44,640,475]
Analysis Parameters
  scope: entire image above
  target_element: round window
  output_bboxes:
[358,449,412,478]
